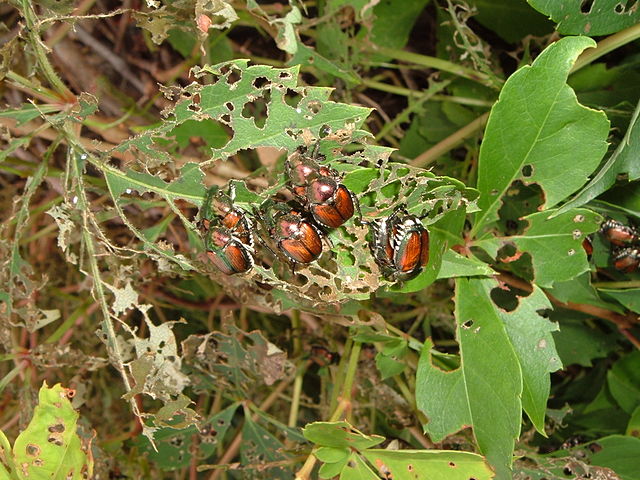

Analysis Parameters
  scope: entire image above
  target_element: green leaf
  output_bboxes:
[473,0,553,43]
[547,272,624,313]
[475,36,609,233]
[0,429,16,478]
[607,351,640,414]
[361,449,494,480]
[0,103,60,126]
[590,435,640,480]
[315,446,350,464]
[12,382,92,480]
[552,316,618,367]
[417,277,523,479]
[497,285,562,433]
[599,288,640,314]
[302,421,385,450]
[555,97,640,215]
[370,0,431,54]
[528,0,640,35]
[475,208,601,288]
[339,452,379,479]
[437,249,494,279]
[241,417,291,479]
[626,406,640,437]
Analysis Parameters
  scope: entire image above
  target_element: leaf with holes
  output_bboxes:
[10,382,92,480]
[528,0,640,36]
[361,449,494,480]
[474,36,609,235]
[134,402,240,471]
[590,435,640,480]
[491,281,562,434]
[474,208,601,288]
[417,277,522,479]
[181,320,289,393]
[113,60,371,165]
[241,416,291,479]
[338,452,380,479]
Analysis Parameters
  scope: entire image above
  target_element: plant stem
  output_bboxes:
[372,46,496,89]
[20,0,75,100]
[411,112,489,168]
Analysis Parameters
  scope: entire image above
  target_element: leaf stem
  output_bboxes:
[572,23,640,73]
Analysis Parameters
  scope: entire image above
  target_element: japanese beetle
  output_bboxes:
[309,345,340,367]
[200,186,255,275]
[258,202,325,265]
[368,207,430,282]
[205,227,254,275]
[285,145,358,229]
[600,219,640,247]
[613,247,640,273]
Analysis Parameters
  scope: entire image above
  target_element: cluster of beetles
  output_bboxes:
[599,219,640,273]
[198,142,430,282]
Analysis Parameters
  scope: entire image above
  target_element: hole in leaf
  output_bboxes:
[462,319,474,329]
[449,462,456,467]
[225,102,234,111]
[490,283,529,312]
[26,444,40,456]
[48,423,65,433]
[284,89,302,109]
[252,76,269,89]
[307,101,322,114]
[522,164,533,177]
[615,2,625,12]
[241,90,270,129]
[581,0,594,13]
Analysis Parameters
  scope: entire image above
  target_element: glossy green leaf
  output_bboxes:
[475,208,601,288]
[528,0,640,35]
[590,435,640,480]
[417,277,523,479]
[303,421,384,450]
[607,351,640,414]
[475,36,609,233]
[361,449,494,480]
[12,382,91,480]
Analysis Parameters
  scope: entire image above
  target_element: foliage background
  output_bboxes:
[1,0,640,479]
